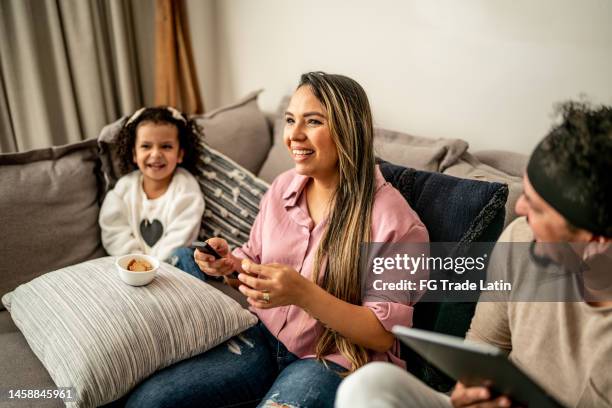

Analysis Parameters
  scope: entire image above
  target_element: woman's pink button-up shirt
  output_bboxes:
[233,165,429,370]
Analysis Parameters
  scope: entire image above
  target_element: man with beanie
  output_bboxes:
[335,102,612,408]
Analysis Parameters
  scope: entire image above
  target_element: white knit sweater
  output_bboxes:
[99,168,205,261]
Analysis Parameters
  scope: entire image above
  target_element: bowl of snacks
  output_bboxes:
[115,254,159,286]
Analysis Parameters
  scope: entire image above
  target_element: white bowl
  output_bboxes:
[115,254,160,286]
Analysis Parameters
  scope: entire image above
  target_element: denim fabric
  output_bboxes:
[121,322,346,408]
[168,247,208,281]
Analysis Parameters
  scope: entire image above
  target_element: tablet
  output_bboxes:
[392,326,566,408]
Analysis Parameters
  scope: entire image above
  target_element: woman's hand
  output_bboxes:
[194,237,235,277]
[238,259,395,351]
[450,382,516,408]
[236,260,314,309]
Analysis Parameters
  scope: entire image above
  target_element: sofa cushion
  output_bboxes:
[379,160,508,392]
[196,145,269,250]
[380,161,508,244]
[257,95,469,183]
[193,90,272,175]
[2,257,257,407]
[0,139,106,309]
[98,91,271,189]
[443,152,523,228]
[0,310,18,334]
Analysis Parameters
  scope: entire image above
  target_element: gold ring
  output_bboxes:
[262,292,270,303]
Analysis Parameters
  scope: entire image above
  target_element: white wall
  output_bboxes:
[196,0,612,154]
[186,0,219,111]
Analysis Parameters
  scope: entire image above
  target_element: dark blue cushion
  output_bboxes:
[379,161,508,244]
[379,160,508,391]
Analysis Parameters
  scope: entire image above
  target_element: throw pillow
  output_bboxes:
[379,160,508,392]
[192,90,272,175]
[379,161,508,245]
[197,144,269,249]
[98,90,271,189]
[2,257,257,407]
[257,95,293,183]
[0,139,106,309]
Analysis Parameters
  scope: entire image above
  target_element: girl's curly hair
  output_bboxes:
[115,107,205,176]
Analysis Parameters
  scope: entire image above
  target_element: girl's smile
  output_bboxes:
[132,122,184,197]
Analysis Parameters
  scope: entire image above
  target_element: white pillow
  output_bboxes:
[1,257,257,407]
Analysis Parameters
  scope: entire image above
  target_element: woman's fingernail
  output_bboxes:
[241,259,250,271]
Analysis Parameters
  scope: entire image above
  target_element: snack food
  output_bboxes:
[126,259,153,272]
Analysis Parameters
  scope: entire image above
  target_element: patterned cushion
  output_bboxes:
[196,144,269,249]
[1,257,257,407]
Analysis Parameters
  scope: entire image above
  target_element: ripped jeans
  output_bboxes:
[123,320,346,408]
[167,247,209,281]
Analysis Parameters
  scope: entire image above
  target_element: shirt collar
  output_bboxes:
[282,172,310,207]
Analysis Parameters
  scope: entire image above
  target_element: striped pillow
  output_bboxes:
[197,143,269,249]
[1,257,257,407]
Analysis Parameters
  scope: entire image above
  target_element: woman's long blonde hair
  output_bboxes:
[298,72,376,373]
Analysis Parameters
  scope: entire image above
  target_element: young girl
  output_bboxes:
[99,107,205,264]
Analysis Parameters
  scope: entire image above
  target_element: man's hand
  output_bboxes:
[450,382,514,408]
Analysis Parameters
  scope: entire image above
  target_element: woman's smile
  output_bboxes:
[291,146,315,161]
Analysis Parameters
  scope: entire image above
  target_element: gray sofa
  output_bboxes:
[0,92,527,407]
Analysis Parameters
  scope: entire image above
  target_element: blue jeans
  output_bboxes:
[123,322,346,408]
[168,247,208,281]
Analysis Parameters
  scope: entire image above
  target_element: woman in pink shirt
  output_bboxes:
[124,72,428,408]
